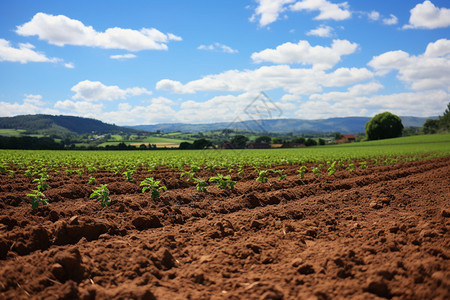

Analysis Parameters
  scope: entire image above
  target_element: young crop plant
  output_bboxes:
[65,169,73,176]
[347,163,355,172]
[8,170,15,178]
[359,161,367,169]
[27,190,49,209]
[180,170,195,182]
[297,166,308,179]
[75,168,84,178]
[256,170,271,183]
[237,166,245,177]
[327,161,337,176]
[273,169,287,180]
[90,184,111,207]
[193,178,209,192]
[123,170,135,182]
[33,174,49,191]
[209,174,236,190]
[141,177,167,199]
[88,177,96,185]
[312,166,321,177]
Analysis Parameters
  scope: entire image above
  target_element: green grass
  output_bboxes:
[337,133,450,147]
[1,134,449,172]
[0,129,26,136]
[140,137,191,144]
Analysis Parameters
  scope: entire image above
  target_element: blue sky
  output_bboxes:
[0,0,449,125]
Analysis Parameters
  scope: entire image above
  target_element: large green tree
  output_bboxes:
[365,112,404,140]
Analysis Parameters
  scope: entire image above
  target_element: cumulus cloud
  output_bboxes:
[290,0,351,21]
[250,0,295,27]
[16,13,182,51]
[110,54,137,60]
[54,99,103,115]
[0,94,59,117]
[383,14,398,25]
[368,38,450,90]
[156,64,373,95]
[368,11,380,21]
[71,80,152,101]
[0,38,62,64]
[403,1,450,29]
[297,89,449,119]
[306,25,334,37]
[197,43,238,53]
[251,39,358,69]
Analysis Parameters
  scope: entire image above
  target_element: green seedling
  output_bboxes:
[33,175,49,191]
[193,178,208,192]
[65,169,73,176]
[8,170,15,178]
[273,169,287,180]
[141,177,167,199]
[327,161,337,176]
[312,167,320,177]
[256,170,270,183]
[297,166,308,178]
[88,177,96,185]
[180,171,195,182]
[359,161,367,169]
[347,163,355,172]
[27,190,49,209]
[90,184,111,207]
[209,174,236,189]
[75,168,84,177]
[122,170,135,182]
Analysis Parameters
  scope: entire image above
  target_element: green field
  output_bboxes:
[1,134,449,172]
[0,129,26,136]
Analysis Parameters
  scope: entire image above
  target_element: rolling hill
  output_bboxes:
[0,114,139,137]
[130,116,433,134]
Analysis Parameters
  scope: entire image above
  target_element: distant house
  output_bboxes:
[270,144,283,149]
[337,134,356,144]
[248,142,270,149]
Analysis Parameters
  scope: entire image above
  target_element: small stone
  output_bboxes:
[69,216,79,225]
[369,201,382,209]
[50,263,65,281]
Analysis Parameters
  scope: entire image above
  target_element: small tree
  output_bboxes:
[422,119,439,134]
[231,135,249,149]
[365,112,403,140]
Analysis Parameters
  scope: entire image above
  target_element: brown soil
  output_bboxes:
[0,157,449,299]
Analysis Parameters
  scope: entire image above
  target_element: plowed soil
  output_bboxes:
[0,157,449,300]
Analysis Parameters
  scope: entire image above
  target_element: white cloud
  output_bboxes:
[0,95,59,117]
[100,97,176,125]
[309,82,383,101]
[251,39,358,69]
[54,99,103,115]
[368,11,380,21]
[64,62,75,68]
[306,25,334,37]
[197,42,238,53]
[403,1,450,29]
[0,38,61,64]
[16,13,181,51]
[250,0,295,27]
[110,54,137,60]
[383,14,398,25]
[71,80,152,101]
[24,94,45,106]
[368,39,450,90]
[297,90,449,119]
[290,0,351,21]
[156,64,373,95]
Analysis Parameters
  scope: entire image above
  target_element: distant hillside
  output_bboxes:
[0,114,139,137]
[130,116,434,134]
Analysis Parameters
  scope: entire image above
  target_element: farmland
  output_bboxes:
[0,135,449,299]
